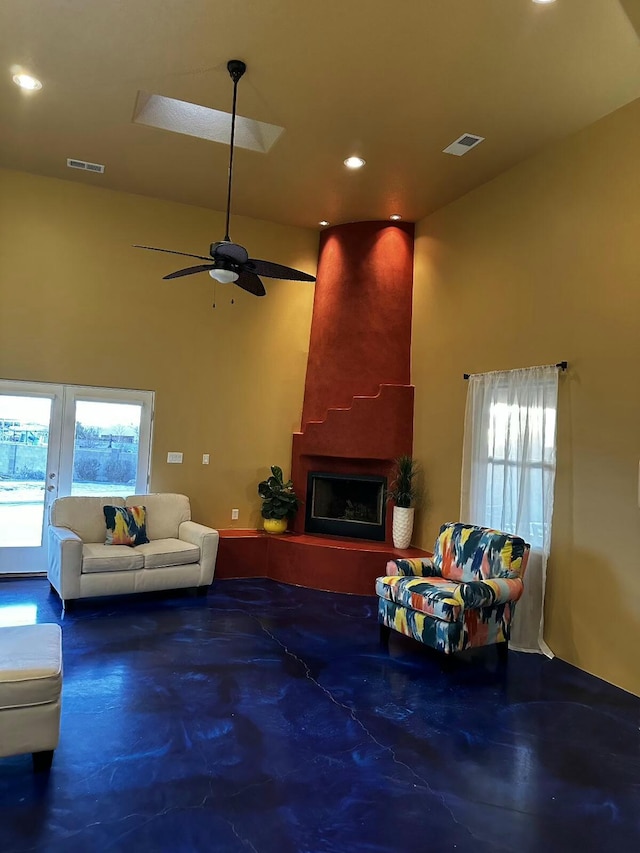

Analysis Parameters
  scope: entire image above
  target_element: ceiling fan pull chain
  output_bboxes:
[212,278,217,308]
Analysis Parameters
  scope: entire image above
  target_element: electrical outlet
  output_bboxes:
[202,454,210,465]
[167,452,183,464]
[231,509,239,521]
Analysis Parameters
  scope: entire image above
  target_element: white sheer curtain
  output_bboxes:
[460,365,559,656]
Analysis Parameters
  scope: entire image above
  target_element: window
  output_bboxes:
[461,367,558,550]
[484,394,556,548]
[461,365,560,654]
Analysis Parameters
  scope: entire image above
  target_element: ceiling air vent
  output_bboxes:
[443,133,485,157]
[66,158,105,173]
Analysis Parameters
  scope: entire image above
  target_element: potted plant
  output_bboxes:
[258,465,301,534]
[387,455,420,549]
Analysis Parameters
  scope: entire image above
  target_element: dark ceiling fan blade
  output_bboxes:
[163,264,215,280]
[134,245,213,261]
[247,258,316,282]
[235,270,266,296]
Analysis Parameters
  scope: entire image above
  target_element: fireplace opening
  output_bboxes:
[305,472,386,541]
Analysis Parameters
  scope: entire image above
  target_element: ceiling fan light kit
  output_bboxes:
[135,60,315,301]
[209,268,239,284]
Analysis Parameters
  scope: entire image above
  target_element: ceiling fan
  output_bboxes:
[134,59,316,298]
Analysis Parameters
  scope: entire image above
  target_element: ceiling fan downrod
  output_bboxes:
[224,59,247,243]
[134,56,315,298]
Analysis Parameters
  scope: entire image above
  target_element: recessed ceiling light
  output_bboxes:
[390,214,402,221]
[319,220,330,227]
[532,0,557,4]
[344,156,366,170]
[12,73,42,91]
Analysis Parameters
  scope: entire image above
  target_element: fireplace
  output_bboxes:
[305,472,386,541]
[291,222,415,545]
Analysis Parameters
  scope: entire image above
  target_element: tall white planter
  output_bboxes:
[392,506,414,550]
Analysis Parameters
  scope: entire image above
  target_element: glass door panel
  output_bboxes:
[57,386,153,501]
[0,384,63,573]
[0,381,153,575]
[70,400,143,497]
[0,395,51,546]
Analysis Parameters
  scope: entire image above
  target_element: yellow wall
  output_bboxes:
[0,169,318,529]
[2,99,639,695]
[412,99,640,695]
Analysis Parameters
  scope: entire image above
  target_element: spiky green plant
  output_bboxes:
[386,455,419,508]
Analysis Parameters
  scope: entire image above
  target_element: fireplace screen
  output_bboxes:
[305,472,386,541]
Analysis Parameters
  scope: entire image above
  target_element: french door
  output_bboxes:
[0,380,153,574]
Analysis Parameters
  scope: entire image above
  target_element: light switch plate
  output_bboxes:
[202,454,210,465]
[231,509,239,520]
[167,452,183,464]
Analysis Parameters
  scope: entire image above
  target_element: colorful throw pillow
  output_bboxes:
[104,505,149,547]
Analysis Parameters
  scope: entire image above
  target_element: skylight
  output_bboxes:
[132,92,284,154]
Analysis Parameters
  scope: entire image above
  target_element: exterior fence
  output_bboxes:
[0,442,138,485]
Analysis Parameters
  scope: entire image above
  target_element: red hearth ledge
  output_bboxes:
[216,530,431,596]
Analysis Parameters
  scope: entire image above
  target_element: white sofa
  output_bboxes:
[47,493,219,605]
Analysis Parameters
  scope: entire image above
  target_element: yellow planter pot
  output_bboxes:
[263,518,288,535]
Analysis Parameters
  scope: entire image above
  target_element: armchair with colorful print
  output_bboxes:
[376,522,530,655]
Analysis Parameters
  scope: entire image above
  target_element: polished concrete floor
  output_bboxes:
[0,577,638,853]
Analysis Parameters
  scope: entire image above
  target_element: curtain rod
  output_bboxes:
[463,361,567,380]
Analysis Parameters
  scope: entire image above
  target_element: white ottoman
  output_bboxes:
[0,623,62,771]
